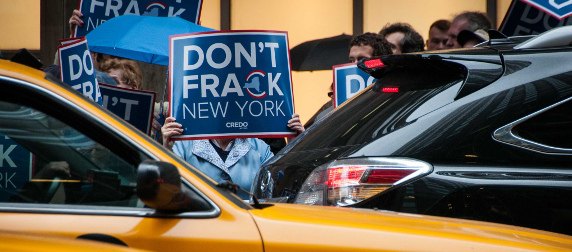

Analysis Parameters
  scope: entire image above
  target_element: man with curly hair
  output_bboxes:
[348,32,393,63]
[379,23,425,54]
[304,33,392,128]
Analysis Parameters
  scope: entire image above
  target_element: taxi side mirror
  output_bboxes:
[136,160,212,212]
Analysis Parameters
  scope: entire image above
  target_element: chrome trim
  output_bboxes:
[179,178,221,218]
[0,181,220,219]
[0,204,219,218]
[493,97,572,155]
[0,204,155,216]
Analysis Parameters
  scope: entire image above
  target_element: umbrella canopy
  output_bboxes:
[290,34,352,71]
[86,15,215,66]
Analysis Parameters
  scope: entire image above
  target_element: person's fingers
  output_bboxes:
[287,120,302,127]
[288,113,301,124]
[162,118,182,130]
[164,117,176,124]
[72,9,83,17]
[69,10,84,35]
[69,15,84,26]
[162,128,183,137]
[288,118,301,124]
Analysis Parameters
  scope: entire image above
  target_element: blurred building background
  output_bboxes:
[0,0,512,124]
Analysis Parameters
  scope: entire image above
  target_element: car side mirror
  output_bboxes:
[136,160,212,212]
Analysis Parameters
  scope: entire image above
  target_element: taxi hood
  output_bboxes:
[248,203,572,251]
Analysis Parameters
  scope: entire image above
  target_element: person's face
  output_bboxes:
[107,68,134,89]
[427,27,448,51]
[349,45,374,63]
[385,32,405,54]
[446,18,469,49]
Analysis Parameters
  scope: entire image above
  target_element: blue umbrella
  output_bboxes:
[86,15,216,66]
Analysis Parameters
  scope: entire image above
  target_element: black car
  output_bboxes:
[252,26,572,236]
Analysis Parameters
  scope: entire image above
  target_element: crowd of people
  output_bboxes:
[305,11,493,128]
[44,9,494,201]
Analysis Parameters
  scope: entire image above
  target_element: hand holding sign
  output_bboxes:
[69,9,84,35]
[161,114,304,150]
[161,117,183,150]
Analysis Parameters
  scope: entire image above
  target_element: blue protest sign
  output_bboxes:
[58,37,103,105]
[0,134,33,202]
[523,0,572,19]
[333,63,377,108]
[169,30,295,140]
[74,0,203,37]
[100,84,156,135]
[500,0,572,36]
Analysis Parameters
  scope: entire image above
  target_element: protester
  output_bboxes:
[457,29,489,48]
[305,33,392,129]
[161,114,304,200]
[446,11,492,49]
[349,32,392,63]
[379,23,425,54]
[426,19,450,51]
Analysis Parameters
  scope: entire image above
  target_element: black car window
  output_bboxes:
[0,101,140,206]
[0,73,152,208]
[291,64,465,152]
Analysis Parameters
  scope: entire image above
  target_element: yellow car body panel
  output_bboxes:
[0,231,150,252]
[250,203,572,251]
[0,58,571,252]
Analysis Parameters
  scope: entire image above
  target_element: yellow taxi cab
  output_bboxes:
[0,58,571,252]
[0,231,149,252]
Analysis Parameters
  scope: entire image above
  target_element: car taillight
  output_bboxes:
[382,87,399,93]
[294,158,431,206]
[364,59,384,68]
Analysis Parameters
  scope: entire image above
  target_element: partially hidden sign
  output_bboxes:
[500,0,572,36]
[169,30,295,140]
[74,0,203,37]
[333,63,377,108]
[522,0,572,19]
[0,134,33,202]
[100,84,156,135]
[58,37,103,105]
